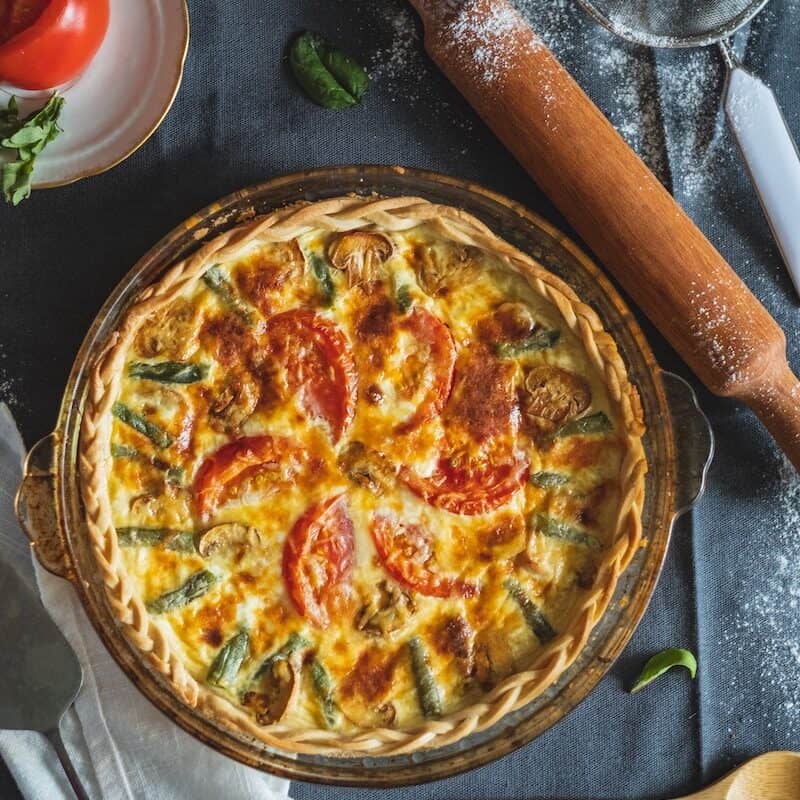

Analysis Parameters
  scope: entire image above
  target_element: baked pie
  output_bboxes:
[80,196,646,755]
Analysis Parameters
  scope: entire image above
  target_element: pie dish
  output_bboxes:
[78,193,647,755]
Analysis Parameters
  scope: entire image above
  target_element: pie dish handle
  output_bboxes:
[661,371,715,518]
[15,433,73,580]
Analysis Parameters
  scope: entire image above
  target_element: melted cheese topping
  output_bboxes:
[107,224,626,732]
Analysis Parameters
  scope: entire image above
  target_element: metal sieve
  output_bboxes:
[577,0,800,299]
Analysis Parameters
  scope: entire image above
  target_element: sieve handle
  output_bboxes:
[722,50,800,300]
[409,0,800,472]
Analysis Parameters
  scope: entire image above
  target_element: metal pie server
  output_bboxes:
[0,558,88,799]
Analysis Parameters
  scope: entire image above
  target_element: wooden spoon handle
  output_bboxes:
[410,0,800,469]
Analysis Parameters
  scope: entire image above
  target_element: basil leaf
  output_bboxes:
[0,93,64,205]
[630,648,697,693]
[289,31,370,109]
[554,410,612,439]
[495,329,560,359]
[128,360,209,384]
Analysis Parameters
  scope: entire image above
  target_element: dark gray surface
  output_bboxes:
[1,1,799,798]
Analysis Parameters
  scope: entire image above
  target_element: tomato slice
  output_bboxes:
[401,451,529,516]
[0,0,109,90]
[283,494,355,628]
[194,435,298,518]
[394,307,456,434]
[263,310,357,442]
[371,514,476,598]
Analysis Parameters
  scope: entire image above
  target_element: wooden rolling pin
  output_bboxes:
[409,0,800,469]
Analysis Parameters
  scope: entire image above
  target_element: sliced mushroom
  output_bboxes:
[241,657,300,725]
[414,243,480,296]
[473,628,516,688]
[356,580,415,637]
[328,231,393,286]
[135,297,201,360]
[209,372,260,432]
[521,365,591,438]
[197,523,262,557]
[337,441,395,496]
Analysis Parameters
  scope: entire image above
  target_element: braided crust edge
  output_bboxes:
[79,194,647,756]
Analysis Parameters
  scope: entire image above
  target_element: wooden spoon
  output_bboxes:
[672,751,800,800]
[409,0,800,470]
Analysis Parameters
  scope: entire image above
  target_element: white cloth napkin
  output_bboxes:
[0,404,292,800]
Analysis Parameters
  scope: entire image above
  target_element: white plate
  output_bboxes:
[0,0,189,189]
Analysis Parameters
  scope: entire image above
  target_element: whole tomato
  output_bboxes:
[0,0,110,91]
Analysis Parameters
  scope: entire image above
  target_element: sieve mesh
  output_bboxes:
[577,0,771,47]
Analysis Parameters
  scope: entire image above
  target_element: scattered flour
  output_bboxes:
[720,454,800,736]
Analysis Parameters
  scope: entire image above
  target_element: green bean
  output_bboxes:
[504,577,556,643]
[310,658,338,727]
[495,329,560,359]
[253,632,311,680]
[408,636,442,717]
[530,471,569,489]
[554,411,612,439]
[208,631,250,687]
[308,252,335,307]
[112,402,172,449]
[202,265,252,323]
[533,513,601,549]
[128,361,208,384]
[146,570,217,614]
[110,443,140,459]
[117,527,196,553]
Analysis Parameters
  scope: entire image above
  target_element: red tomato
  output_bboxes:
[263,309,357,442]
[0,0,109,90]
[283,494,355,628]
[394,307,456,434]
[194,435,298,519]
[371,514,476,598]
[401,450,529,516]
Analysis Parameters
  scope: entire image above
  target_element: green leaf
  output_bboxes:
[504,577,556,643]
[208,631,250,687]
[0,93,64,205]
[553,410,612,439]
[289,31,370,109]
[128,361,209,384]
[495,329,560,359]
[630,648,697,693]
[533,513,601,549]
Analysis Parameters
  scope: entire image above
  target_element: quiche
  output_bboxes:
[80,195,646,755]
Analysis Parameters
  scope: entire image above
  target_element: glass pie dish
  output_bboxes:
[15,165,713,786]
